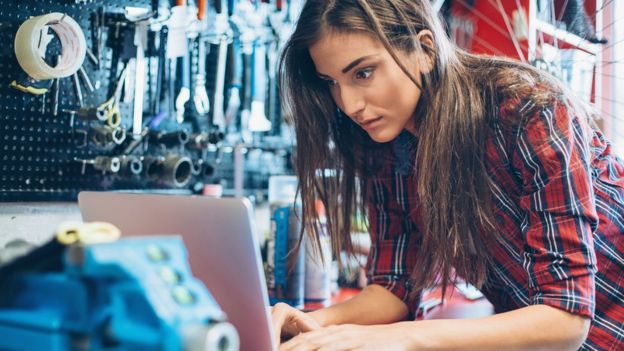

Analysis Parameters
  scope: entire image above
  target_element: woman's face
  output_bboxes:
[309,31,429,143]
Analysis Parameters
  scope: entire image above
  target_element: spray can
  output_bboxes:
[304,200,332,305]
[266,176,305,308]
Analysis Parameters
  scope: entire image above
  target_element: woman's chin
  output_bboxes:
[366,129,401,143]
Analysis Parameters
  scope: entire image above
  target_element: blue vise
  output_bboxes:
[0,232,238,351]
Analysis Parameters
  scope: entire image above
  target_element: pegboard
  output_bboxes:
[0,0,224,201]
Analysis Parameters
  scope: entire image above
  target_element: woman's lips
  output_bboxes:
[360,116,383,131]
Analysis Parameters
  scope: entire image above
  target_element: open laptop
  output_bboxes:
[78,191,275,351]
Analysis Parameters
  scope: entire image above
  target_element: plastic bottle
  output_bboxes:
[266,176,305,308]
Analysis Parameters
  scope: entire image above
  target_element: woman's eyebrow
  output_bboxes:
[341,55,377,74]
[316,54,378,78]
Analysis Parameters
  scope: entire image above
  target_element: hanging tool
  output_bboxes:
[9,74,53,95]
[96,7,105,69]
[146,30,157,118]
[120,127,149,155]
[211,0,230,130]
[248,38,272,132]
[198,0,207,20]
[164,6,198,130]
[167,55,177,121]
[133,22,149,139]
[232,0,260,141]
[72,73,84,107]
[240,35,254,143]
[52,78,60,116]
[91,66,128,128]
[85,47,99,67]
[152,0,161,18]
[78,66,95,93]
[152,26,168,116]
[267,39,279,134]
[90,11,100,68]
[193,37,210,118]
[252,5,276,132]
[167,5,191,121]
[168,3,197,125]
[224,40,242,133]
[106,21,126,99]
[175,45,191,124]
[228,0,236,15]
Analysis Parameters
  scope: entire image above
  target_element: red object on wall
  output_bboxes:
[450,0,530,61]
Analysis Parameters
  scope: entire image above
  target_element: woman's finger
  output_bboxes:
[271,303,290,343]
[290,311,320,333]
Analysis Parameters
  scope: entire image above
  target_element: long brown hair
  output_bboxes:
[279,0,567,298]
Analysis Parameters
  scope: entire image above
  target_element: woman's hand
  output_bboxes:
[279,323,416,351]
[271,302,321,344]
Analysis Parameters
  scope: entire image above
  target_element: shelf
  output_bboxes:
[536,19,600,55]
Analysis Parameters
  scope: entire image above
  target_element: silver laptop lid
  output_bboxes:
[78,191,275,351]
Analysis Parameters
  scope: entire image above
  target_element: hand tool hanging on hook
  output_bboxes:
[211,0,230,131]
[224,38,242,133]
[193,37,210,118]
[175,44,191,124]
[248,34,271,132]
[152,26,168,116]
[166,4,191,121]
[168,3,194,124]
[72,73,84,107]
[239,25,254,143]
[132,21,149,139]
[78,66,127,128]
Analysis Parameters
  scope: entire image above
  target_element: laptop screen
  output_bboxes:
[78,191,276,351]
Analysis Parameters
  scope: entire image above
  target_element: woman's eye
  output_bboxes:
[355,68,373,80]
[319,77,337,86]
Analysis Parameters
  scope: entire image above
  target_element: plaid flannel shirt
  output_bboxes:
[365,97,624,350]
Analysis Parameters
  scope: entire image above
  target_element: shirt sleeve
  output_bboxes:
[365,173,421,318]
[511,100,598,319]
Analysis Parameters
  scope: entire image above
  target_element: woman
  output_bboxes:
[273,0,624,350]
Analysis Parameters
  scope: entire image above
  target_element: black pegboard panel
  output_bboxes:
[0,0,294,202]
[0,0,206,202]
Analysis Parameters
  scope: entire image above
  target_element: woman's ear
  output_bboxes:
[415,30,435,74]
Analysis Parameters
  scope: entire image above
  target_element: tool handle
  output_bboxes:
[198,0,207,20]
[252,43,266,102]
[214,0,222,14]
[228,0,235,16]
[229,41,243,87]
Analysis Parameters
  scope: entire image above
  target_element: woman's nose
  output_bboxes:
[337,86,365,119]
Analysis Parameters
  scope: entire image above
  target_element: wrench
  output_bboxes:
[193,38,210,116]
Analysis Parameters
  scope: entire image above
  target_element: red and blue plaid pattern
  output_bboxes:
[365,98,624,350]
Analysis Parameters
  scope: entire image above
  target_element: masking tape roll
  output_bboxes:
[14,13,86,80]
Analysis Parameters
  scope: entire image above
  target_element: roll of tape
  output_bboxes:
[14,13,86,80]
